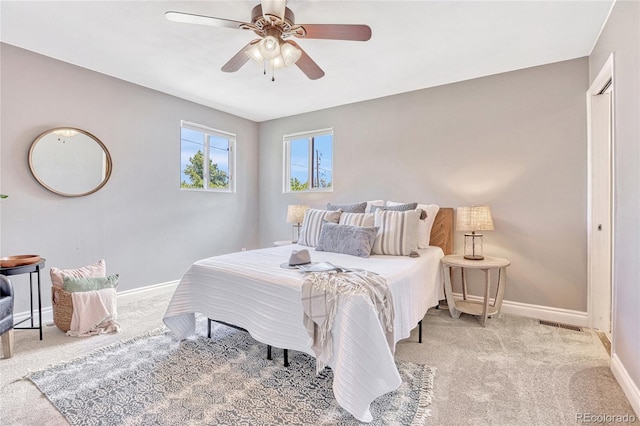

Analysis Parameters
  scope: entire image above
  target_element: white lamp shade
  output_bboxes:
[258,35,281,60]
[456,205,494,232]
[287,205,308,224]
[280,42,302,66]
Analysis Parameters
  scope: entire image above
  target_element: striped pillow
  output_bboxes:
[298,209,342,247]
[339,212,374,227]
[372,210,420,256]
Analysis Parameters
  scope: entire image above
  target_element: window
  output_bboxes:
[284,128,333,193]
[180,121,235,192]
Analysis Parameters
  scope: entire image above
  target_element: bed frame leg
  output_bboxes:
[267,345,272,360]
[207,318,212,338]
[419,320,423,344]
[284,349,289,367]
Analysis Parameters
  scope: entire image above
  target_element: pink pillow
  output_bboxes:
[50,259,106,288]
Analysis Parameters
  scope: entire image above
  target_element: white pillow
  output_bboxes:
[372,210,420,256]
[298,209,342,247]
[339,212,375,227]
[387,201,440,249]
[365,200,384,213]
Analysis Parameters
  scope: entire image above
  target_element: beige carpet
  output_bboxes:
[1,284,637,425]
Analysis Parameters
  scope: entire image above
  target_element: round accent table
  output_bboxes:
[0,258,46,340]
[442,254,510,327]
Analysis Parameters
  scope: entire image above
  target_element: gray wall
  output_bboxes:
[589,0,640,402]
[259,58,589,311]
[0,44,259,313]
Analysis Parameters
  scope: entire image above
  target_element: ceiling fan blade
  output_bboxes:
[221,40,260,73]
[165,11,249,30]
[297,24,372,41]
[288,41,325,80]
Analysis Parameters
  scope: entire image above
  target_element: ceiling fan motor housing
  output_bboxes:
[250,5,296,37]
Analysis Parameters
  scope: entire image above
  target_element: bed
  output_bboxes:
[163,207,453,422]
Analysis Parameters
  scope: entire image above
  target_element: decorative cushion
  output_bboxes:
[371,202,419,212]
[50,259,106,288]
[326,202,367,213]
[298,209,342,247]
[63,274,119,293]
[316,222,379,258]
[372,209,420,256]
[387,201,440,248]
[339,212,375,227]
[366,200,385,213]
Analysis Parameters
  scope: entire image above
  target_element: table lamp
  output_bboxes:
[286,204,308,243]
[456,205,494,260]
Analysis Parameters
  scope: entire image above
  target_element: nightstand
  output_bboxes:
[273,240,293,247]
[442,254,510,326]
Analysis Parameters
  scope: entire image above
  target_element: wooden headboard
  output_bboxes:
[429,208,453,255]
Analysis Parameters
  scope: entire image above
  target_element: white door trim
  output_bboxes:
[586,53,615,334]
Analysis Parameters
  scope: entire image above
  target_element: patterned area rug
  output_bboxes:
[29,324,434,425]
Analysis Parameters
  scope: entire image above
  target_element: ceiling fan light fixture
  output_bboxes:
[280,42,301,67]
[258,35,281,59]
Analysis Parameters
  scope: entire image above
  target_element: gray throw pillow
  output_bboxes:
[370,202,418,213]
[326,202,367,213]
[316,222,379,258]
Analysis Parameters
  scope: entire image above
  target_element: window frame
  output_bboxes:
[180,120,236,193]
[283,128,334,193]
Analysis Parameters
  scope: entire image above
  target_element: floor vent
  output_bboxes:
[538,320,583,332]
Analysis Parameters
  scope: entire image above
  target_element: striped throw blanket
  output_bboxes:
[301,270,394,373]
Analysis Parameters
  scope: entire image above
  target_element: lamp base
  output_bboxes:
[463,232,484,261]
[292,224,301,244]
[463,254,485,261]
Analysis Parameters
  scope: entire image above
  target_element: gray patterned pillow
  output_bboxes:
[326,202,367,213]
[316,222,379,258]
[370,202,418,213]
[298,209,342,247]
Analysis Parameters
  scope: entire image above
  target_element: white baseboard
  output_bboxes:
[611,353,640,418]
[13,280,180,326]
[451,292,589,327]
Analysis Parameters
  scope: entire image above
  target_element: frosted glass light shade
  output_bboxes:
[280,42,302,66]
[258,35,280,59]
[245,44,264,65]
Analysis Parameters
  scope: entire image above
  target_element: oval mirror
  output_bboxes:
[28,128,112,197]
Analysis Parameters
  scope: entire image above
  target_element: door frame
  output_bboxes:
[586,53,615,333]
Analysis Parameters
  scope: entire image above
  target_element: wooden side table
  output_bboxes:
[442,254,510,327]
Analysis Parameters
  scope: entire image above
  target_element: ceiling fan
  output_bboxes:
[165,0,372,81]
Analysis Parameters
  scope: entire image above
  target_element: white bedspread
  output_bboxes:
[163,244,444,422]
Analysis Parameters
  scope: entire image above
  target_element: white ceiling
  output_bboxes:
[0,1,613,122]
